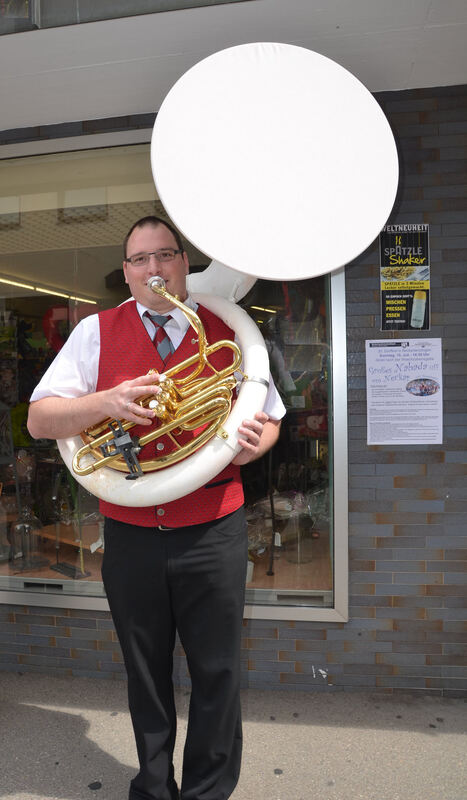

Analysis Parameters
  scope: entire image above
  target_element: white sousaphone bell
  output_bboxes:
[57,42,399,506]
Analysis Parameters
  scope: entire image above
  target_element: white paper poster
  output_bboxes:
[365,338,443,445]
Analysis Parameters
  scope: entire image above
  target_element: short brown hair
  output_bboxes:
[123,215,184,259]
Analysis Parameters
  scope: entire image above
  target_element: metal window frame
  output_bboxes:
[0,0,252,36]
[0,129,348,622]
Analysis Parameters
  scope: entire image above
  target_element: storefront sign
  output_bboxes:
[379,224,430,331]
[366,338,443,445]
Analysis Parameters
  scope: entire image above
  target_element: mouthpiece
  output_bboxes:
[147,276,166,292]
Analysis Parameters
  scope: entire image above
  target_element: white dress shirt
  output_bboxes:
[31,296,286,420]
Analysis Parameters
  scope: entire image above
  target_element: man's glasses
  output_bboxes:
[125,248,183,267]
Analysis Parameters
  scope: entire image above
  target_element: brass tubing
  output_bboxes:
[73,279,243,479]
[73,393,232,475]
[84,341,241,439]
[148,277,208,384]
[168,383,235,432]
[129,394,232,448]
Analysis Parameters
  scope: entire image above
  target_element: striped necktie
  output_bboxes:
[146,313,174,362]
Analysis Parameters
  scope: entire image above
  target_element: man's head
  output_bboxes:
[123,216,189,313]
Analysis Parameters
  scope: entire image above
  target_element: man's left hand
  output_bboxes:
[232,411,280,466]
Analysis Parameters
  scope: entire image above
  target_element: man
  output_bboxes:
[28,215,285,800]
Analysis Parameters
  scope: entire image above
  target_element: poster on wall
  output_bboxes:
[365,338,443,445]
[379,224,430,331]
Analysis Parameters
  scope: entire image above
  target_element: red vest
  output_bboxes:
[96,301,244,527]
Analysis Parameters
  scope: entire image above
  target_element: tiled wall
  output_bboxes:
[0,114,157,145]
[0,605,123,678]
[343,83,467,697]
[0,85,466,695]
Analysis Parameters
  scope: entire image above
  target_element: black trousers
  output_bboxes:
[101,507,248,800]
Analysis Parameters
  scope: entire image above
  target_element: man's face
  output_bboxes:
[123,222,189,313]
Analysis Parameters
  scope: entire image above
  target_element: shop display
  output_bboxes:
[238,276,332,598]
[0,486,10,562]
[48,466,88,579]
[0,302,101,583]
[11,504,49,572]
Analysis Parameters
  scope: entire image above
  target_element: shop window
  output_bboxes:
[240,277,333,609]
[0,142,347,620]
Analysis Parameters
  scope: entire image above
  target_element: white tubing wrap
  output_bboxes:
[57,293,269,506]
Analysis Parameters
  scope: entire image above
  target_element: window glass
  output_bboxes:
[240,279,333,608]
[0,1,252,35]
[0,144,333,608]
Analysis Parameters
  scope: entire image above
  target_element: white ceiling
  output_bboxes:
[1,0,467,132]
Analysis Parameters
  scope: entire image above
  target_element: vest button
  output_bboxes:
[156,443,164,451]
[157,508,165,517]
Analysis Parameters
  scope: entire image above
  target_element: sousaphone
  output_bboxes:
[57,42,399,505]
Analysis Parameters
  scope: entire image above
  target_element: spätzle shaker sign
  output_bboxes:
[379,224,430,331]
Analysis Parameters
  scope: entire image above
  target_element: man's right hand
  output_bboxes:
[27,373,163,441]
[104,373,162,426]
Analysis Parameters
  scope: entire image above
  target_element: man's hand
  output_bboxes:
[27,373,163,441]
[232,411,281,466]
[104,373,162,426]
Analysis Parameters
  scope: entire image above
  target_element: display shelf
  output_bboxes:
[0,537,103,584]
[247,530,332,592]
[39,522,103,553]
